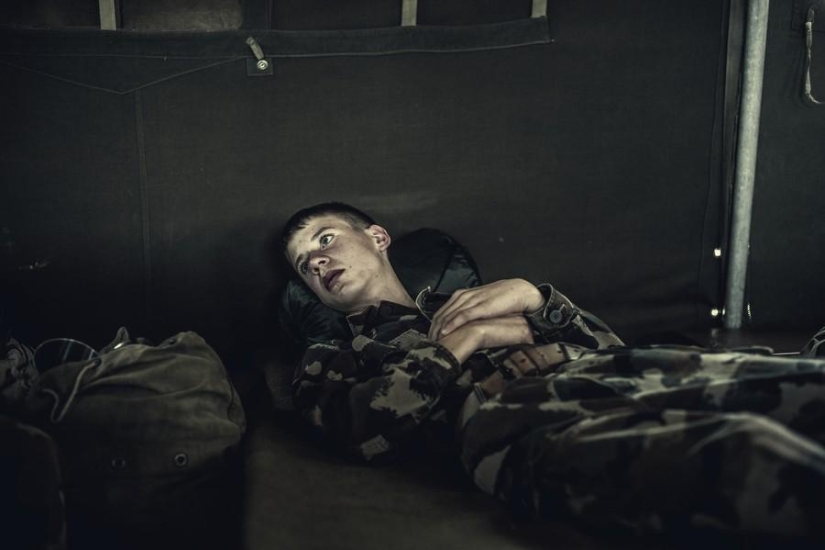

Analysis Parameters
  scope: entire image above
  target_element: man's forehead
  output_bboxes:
[287,214,352,258]
[294,214,352,240]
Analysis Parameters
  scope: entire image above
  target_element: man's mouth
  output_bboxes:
[323,269,344,291]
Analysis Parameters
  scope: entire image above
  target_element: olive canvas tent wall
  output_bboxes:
[744,0,825,331]
[1,0,823,366]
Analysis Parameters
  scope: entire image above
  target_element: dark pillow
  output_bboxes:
[277,228,481,361]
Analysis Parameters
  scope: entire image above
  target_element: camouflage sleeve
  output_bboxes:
[525,283,624,349]
[292,335,461,461]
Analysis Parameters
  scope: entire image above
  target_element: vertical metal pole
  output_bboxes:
[724,0,770,329]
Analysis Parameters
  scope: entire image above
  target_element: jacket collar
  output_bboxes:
[344,287,453,336]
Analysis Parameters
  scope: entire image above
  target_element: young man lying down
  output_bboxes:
[282,201,825,539]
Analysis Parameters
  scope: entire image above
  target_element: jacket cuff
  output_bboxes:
[525,283,579,340]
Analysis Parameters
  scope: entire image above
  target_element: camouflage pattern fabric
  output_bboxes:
[462,347,825,537]
[292,284,825,537]
[293,284,619,459]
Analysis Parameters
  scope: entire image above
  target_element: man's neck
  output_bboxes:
[383,287,416,310]
[383,269,416,309]
[347,272,415,314]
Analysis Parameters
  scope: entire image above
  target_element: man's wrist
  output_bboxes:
[522,281,545,315]
[437,324,481,364]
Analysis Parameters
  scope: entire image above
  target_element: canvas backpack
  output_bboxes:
[20,328,246,548]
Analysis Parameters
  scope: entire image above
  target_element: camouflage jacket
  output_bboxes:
[292,283,623,461]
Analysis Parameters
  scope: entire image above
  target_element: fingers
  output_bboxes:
[428,288,477,339]
[434,296,486,337]
[427,279,543,341]
[429,285,505,339]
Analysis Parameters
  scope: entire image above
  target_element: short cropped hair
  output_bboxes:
[281,202,376,253]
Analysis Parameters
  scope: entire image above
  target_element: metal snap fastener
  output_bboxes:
[174,453,188,467]
[549,310,563,324]
[111,457,127,470]
[256,59,269,71]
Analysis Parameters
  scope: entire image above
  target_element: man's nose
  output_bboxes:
[308,254,328,274]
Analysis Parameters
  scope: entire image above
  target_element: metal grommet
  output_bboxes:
[549,310,563,324]
[174,453,188,467]
[256,59,269,71]
[111,457,127,470]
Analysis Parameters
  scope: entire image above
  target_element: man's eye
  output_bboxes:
[299,261,309,275]
[320,234,333,247]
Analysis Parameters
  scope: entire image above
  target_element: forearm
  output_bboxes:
[437,315,535,363]
[437,329,480,364]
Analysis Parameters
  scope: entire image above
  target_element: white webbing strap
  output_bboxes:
[401,0,418,27]
[98,0,118,30]
[402,0,544,26]
[44,361,99,424]
[805,6,824,105]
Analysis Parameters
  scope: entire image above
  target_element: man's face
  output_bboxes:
[286,214,390,313]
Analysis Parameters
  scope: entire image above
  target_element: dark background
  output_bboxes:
[748,0,825,329]
[1,0,823,368]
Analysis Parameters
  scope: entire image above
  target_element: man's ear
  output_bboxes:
[367,224,392,251]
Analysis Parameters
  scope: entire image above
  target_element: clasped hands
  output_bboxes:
[429,279,544,365]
